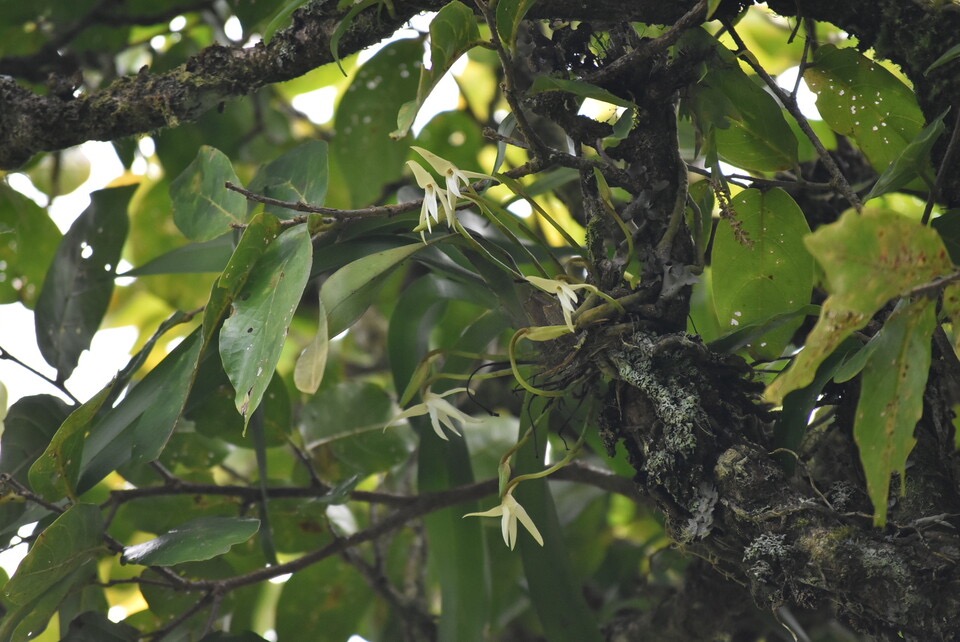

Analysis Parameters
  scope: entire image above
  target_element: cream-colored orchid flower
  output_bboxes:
[411,146,492,220]
[464,486,544,550]
[406,160,450,242]
[385,387,480,441]
[524,275,599,332]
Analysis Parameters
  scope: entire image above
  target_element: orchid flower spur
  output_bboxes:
[385,387,480,441]
[406,160,450,243]
[464,486,544,550]
[411,146,493,219]
[524,275,599,332]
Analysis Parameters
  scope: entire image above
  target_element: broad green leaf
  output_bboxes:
[1,395,71,487]
[709,305,819,355]
[35,185,133,380]
[766,209,952,404]
[29,385,114,501]
[300,381,409,475]
[170,146,248,241]
[496,0,538,50]
[220,224,312,423]
[332,38,422,207]
[294,295,329,394]
[0,562,95,642]
[805,45,925,172]
[77,331,202,494]
[246,140,329,218]
[4,504,103,606]
[394,2,483,138]
[866,109,947,200]
[692,45,798,171]
[121,517,260,566]
[275,556,372,641]
[855,299,936,526]
[527,76,634,109]
[0,184,61,307]
[320,242,426,337]
[514,396,602,642]
[122,233,234,276]
[712,189,814,358]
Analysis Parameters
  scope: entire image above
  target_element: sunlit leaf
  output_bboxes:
[220,224,312,423]
[766,209,952,404]
[123,233,235,276]
[170,146,248,241]
[34,185,133,380]
[854,299,936,526]
[806,45,925,172]
[122,517,260,566]
[712,188,814,358]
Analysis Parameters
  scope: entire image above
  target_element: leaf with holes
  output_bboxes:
[34,185,133,380]
[766,209,952,404]
[220,225,312,425]
[806,45,925,172]
[712,188,814,359]
[855,299,936,526]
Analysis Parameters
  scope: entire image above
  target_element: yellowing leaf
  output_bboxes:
[766,209,951,403]
[294,295,329,394]
[854,299,936,526]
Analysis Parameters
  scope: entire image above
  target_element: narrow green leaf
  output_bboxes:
[263,0,311,40]
[122,233,234,276]
[246,140,329,218]
[866,109,947,200]
[496,0,538,50]
[4,504,103,606]
[806,45,925,172]
[926,41,960,74]
[705,0,722,20]
[0,562,96,642]
[527,76,635,109]
[220,224,312,423]
[712,188,814,358]
[514,396,602,642]
[855,299,936,526]
[170,146,248,242]
[121,517,260,566]
[294,295,329,394]
[393,1,482,138]
[0,184,61,307]
[320,242,426,337]
[34,185,133,380]
[766,209,952,404]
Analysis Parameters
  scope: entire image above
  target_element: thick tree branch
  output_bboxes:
[0,0,703,169]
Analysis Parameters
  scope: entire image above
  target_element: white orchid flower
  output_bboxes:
[524,275,599,332]
[411,146,492,220]
[464,486,544,550]
[385,386,480,441]
[406,160,450,243]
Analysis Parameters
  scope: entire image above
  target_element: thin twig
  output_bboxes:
[0,346,80,404]
[722,20,863,212]
[224,181,421,219]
